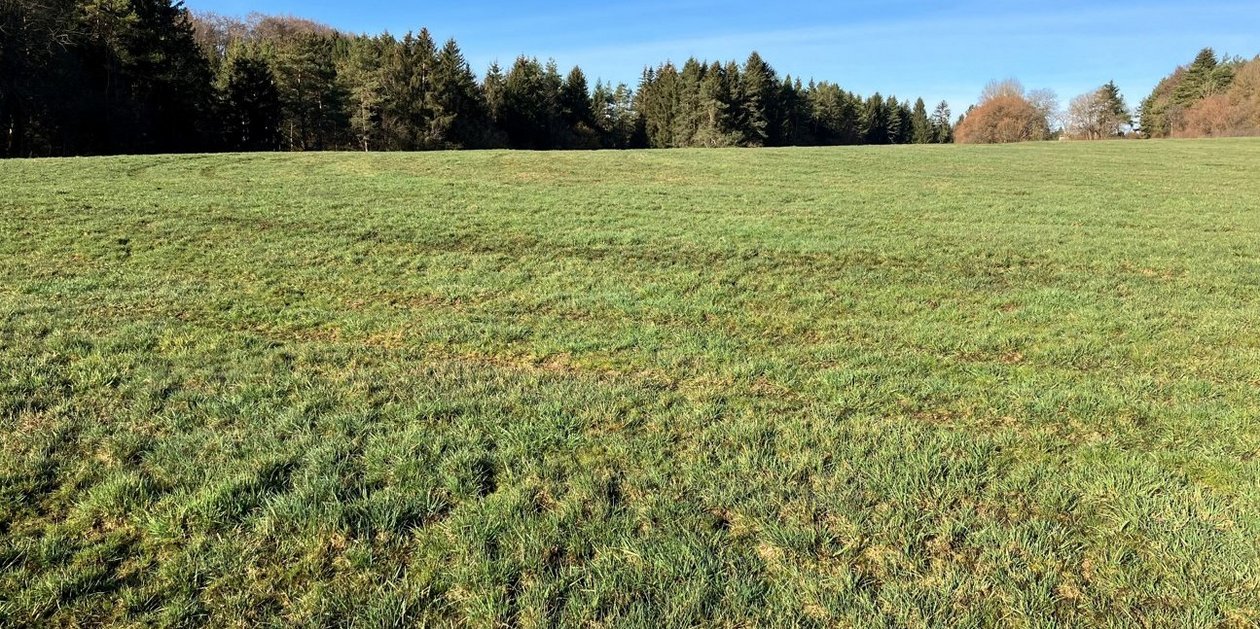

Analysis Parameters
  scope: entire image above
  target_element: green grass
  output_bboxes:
[1,139,1258,627]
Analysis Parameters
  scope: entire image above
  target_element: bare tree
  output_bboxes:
[1066,82,1131,140]
[980,78,1025,103]
[1067,90,1107,139]
[1027,88,1061,129]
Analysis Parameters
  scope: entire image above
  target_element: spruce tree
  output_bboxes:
[1174,48,1233,106]
[930,100,953,143]
[740,51,779,146]
[559,66,596,147]
[638,63,681,148]
[674,58,706,147]
[273,33,348,150]
[224,50,282,150]
[911,97,931,143]
[500,56,564,148]
[483,62,507,125]
[695,61,739,147]
[340,35,386,151]
[431,39,489,148]
[863,93,889,144]
[1098,81,1131,136]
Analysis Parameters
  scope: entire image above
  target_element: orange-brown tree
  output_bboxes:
[955,80,1052,144]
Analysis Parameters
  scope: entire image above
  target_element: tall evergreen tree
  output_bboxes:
[1174,48,1233,106]
[430,38,489,148]
[673,58,706,147]
[1099,80,1132,136]
[638,63,681,148]
[273,33,347,150]
[223,50,281,150]
[482,61,507,126]
[694,61,739,147]
[779,76,812,146]
[739,51,778,146]
[808,82,860,145]
[500,56,564,149]
[910,97,931,144]
[559,65,598,147]
[862,93,889,144]
[559,66,593,126]
[340,35,387,151]
[930,100,953,143]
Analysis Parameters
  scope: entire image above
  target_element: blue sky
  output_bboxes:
[186,0,1259,112]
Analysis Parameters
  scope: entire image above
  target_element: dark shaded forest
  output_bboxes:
[4,1,1256,157]
[1,0,953,156]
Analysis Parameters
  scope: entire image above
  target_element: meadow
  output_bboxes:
[1,140,1258,626]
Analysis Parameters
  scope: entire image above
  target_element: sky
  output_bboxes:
[185,0,1259,113]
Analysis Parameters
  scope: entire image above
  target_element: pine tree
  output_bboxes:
[674,58,706,147]
[638,63,681,148]
[483,61,507,126]
[559,66,596,146]
[930,100,953,143]
[431,38,489,148]
[694,61,739,147]
[740,51,779,146]
[224,50,281,150]
[1174,48,1232,106]
[1098,81,1131,136]
[863,93,889,144]
[273,33,348,150]
[340,35,386,151]
[911,98,931,143]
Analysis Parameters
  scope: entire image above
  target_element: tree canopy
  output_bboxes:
[4,2,1251,156]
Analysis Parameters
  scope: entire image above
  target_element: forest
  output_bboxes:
[2,0,1258,157]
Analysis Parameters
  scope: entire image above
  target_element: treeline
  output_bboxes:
[7,1,1255,156]
[949,47,1260,143]
[1139,48,1260,139]
[1,0,953,157]
[634,55,952,147]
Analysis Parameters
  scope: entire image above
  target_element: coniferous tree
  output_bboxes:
[340,35,386,150]
[694,61,740,147]
[223,50,281,150]
[559,66,593,126]
[863,93,889,144]
[779,76,812,145]
[673,58,706,146]
[431,38,489,148]
[809,82,860,145]
[638,63,681,147]
[500,56,564,148]
[482,61,507,128]
[739,51,778,146]
[273,33,347,150]
[559,66,598,147]
[1099,80,1132,136]
[1174,48,1233,106]
[930,100,953,143]
[911,97,931,143]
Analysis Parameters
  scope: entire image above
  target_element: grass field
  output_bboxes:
[1,139,1258,626]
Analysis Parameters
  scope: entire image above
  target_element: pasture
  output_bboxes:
[1,140,1258,626]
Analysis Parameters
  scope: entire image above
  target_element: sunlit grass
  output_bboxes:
[1,139,1258,626]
